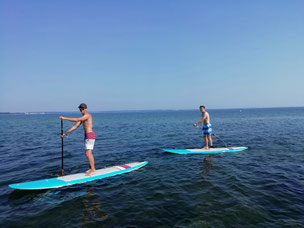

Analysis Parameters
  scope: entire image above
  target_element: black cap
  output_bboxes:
[78,103,87,109]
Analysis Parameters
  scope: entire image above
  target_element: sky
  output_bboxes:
[1,0,303,112]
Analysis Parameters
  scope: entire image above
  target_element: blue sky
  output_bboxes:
[1,0,303,112]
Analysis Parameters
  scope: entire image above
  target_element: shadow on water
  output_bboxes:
[9,189,50,205]
[6,184,109,227]
[8,186,87,208]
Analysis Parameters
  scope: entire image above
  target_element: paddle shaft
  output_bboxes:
[61,119,64,175]
[212,133,228,148]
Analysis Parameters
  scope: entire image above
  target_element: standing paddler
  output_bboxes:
[59,103,96,176]
[193,105,213,149]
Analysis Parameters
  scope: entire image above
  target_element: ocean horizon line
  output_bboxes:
[1,105,303,115]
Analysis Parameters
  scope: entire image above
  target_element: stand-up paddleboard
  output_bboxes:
[9,161,148,190]
[163,147,248,154]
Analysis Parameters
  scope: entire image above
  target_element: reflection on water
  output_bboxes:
[202,155,213,175]
[81,185,108,223]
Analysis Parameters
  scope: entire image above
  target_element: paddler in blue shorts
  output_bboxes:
[193,105,213,149]
[59,103,97,176]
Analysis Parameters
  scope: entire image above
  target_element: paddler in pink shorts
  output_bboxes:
[60,103,96,176]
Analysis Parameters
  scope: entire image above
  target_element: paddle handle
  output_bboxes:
[61,119,64,175]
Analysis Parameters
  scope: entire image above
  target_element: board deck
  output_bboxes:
[163,147,248,154]
[9,161,148,190]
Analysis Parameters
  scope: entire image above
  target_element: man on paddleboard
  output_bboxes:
[193,105,213,149]
[59,103,96,176]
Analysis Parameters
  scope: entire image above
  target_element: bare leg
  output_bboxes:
[203,136,209,149]
[208,135,213,147]
[85,149,96,175]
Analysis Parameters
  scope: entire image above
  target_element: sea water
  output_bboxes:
[0,108,303,227]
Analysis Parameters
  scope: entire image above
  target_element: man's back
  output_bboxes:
[82,113,93,133]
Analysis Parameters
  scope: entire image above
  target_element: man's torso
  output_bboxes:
[82,113,93,133]
[202,111,210,125]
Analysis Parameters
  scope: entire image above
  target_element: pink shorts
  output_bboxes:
[85,132,96,150]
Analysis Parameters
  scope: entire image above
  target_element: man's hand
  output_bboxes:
[59,116,65,120]
[61,133,67,138]
[193,123,197,127]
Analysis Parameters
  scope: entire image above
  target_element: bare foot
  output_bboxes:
[86,169,91,174]
[203,147,210,150]
[85,170,96,176]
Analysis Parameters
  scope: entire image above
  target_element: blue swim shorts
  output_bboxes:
[203,124,212,136]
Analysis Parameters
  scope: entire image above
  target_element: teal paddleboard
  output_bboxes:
[9,161,148,190]
[163,147,248,154]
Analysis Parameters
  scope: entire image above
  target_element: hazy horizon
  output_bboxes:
[1,105,303,114]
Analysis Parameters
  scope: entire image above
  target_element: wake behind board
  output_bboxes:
[163,147,248,154]
[9,161,148,190]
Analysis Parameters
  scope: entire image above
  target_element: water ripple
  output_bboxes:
[0,108,304,227]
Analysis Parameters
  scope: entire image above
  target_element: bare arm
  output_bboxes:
[60,114,89,122]
[193,114,206,126]
[61,121,82,137]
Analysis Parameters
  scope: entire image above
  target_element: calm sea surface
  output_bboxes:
[0,108,304,227]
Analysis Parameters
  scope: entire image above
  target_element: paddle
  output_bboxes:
[211,133,228,148]
[61,119,64,176]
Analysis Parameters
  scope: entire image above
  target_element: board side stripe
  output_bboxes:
[9,161,148,190]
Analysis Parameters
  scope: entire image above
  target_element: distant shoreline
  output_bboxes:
[1,106,303,115]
